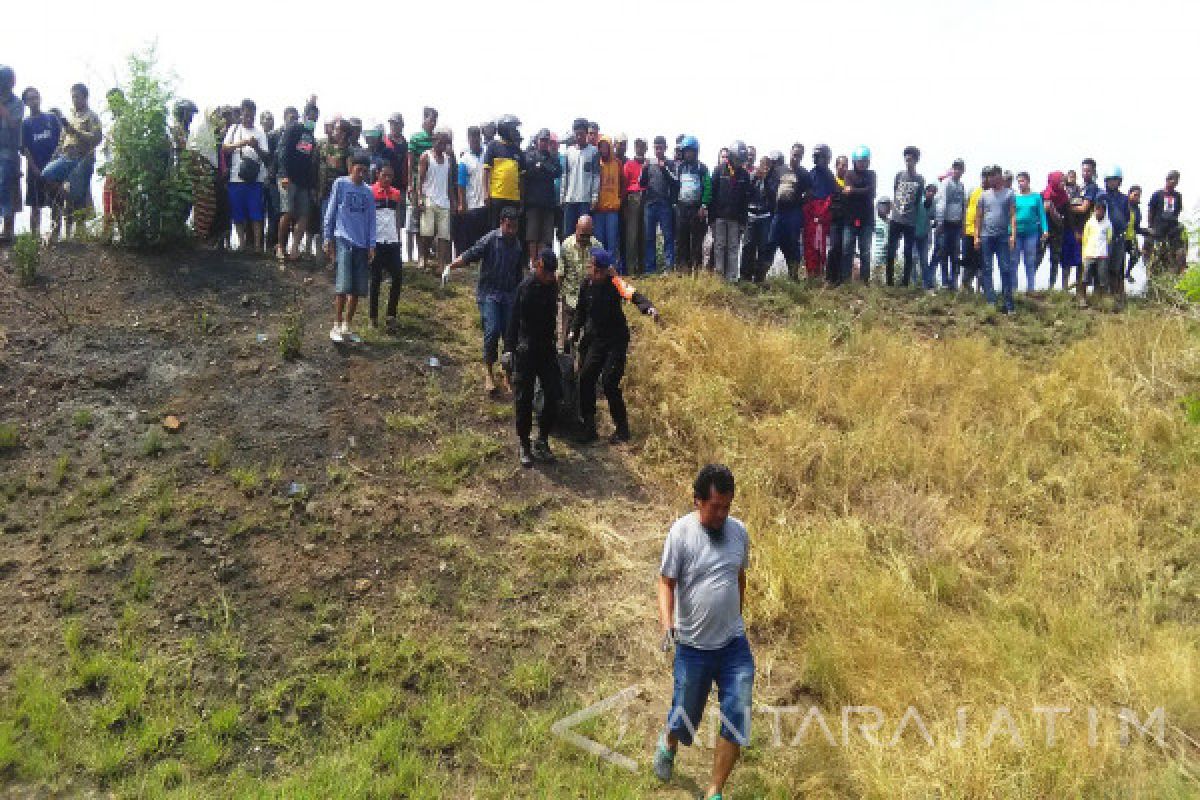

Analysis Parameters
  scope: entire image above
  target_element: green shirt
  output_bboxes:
[559,233,596,309]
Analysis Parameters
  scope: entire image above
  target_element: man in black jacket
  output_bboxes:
[570,247,659,444]
[504,247,562,467]
[524,128,563,262]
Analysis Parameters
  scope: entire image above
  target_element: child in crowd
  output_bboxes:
[1080,199,1112,309]
[872,196,892,281]
[323,153,376,343]
[369,163,404,331]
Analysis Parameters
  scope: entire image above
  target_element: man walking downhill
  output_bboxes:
[446,206,526,396]
[504,247,563,468]
[654,464,754,800]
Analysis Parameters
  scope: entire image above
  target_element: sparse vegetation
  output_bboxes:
[0,423,18,451]
[1,246,1196,799]
[13,233,40,287]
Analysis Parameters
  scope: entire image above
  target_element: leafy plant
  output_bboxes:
[105,47,192,250]
[279,310,304,361]
[13,233,39,287]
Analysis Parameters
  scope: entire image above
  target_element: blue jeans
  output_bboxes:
[592,211,620,269]
[477,291,514,365]
[333,238,369,297]
[770,205,804,265]
[1014,232,1040,291]
[0,158,18,217]
[42,155,95,207]
[916,233,934,289]
[667,635,755,747]
[643,199,674,272]
[841,222,873,283]
[562,202,590,243]
[937,221,962,287]
[980,234,1014,310]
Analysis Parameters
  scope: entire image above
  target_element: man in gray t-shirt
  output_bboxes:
[973,165,1018,313]
[653,465,754,799]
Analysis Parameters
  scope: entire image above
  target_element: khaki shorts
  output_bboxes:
[420,204,451,240]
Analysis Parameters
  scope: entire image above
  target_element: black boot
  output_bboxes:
[518,440,534,468]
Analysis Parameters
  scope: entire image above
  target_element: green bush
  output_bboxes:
[13,233,39,286]
[105,47,191,249]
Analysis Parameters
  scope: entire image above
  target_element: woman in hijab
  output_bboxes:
[1041,171,1070,290]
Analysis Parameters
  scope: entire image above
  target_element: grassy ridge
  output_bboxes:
[627,276,1200,796]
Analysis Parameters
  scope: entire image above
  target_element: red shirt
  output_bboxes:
[623,158,645,193]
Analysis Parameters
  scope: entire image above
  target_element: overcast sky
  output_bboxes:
[7,0,1197,207]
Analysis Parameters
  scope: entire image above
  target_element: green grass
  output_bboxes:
[0,422,19,450]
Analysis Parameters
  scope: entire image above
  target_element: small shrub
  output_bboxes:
[13,233,40,287]
[0,423,18,451]
[52,455,70,487]
[1175,264,1200,303]
[230,467,261,495]
[140,428,165,457]
[206,438,231,472]
[279,310,304,361]
[72,409,94,430]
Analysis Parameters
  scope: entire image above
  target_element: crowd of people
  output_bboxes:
[0,68,1193,464]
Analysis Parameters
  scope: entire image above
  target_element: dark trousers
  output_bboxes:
[369,242,403,321]
[885,220,917,286]
[513,349,562,443]
[960,231,981,290]
[740,214,774,282]
[937,221,962,288]
[455,207,489,256]
[578,337,629,435]
[264,178,281,249]
[827,221,846,283]
[675,205,707,271]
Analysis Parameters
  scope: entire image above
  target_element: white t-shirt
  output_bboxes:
[223,123,269,183]
[459,150,486,211]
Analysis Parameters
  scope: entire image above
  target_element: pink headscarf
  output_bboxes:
[1043,171,1068,207]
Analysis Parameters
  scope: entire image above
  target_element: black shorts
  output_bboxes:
[525,206,555,246]
[25,174,50,209]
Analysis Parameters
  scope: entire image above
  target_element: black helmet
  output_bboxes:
[497,114,522,142]
[173,98,198,117]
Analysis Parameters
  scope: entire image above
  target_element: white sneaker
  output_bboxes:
[329,325,345,343]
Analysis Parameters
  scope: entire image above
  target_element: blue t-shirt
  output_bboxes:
[22,113,61,168]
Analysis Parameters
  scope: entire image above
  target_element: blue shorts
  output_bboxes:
[334,239,370,297]
[666,634,755,747]
[228,181,265,224]
[41,155,95,207]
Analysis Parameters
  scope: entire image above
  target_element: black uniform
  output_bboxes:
[506,274,562,444]
[570,274,655,439]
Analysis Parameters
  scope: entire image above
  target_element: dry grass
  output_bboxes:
[626,276,1200,797]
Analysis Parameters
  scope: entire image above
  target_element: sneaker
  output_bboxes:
[344,327,362,344]
[518,442,534,468]
[531,439,555,463]
[652,734,675,782]
[329,325,345,344]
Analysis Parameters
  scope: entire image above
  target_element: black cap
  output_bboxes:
[572,117,589,131]
[538,247,558,272]
[499,207,520,221]
[653,135,667,146]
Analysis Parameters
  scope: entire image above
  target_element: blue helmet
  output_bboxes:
[680,135,699,152]
[1105,165,1123,181]
[852,145,871,161]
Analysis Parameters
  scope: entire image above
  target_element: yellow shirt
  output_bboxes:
[963,187,984,237]
[484,141,522,202]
